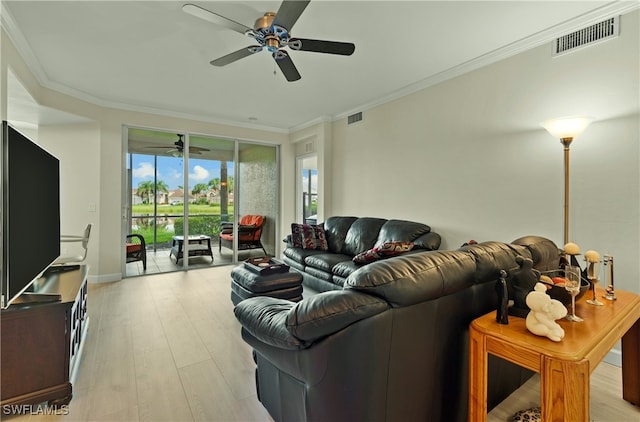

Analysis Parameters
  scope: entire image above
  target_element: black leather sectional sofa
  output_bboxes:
[282,216,442,292]
[234,229,560,422]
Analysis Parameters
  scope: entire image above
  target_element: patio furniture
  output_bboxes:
[126,234,147,270]
[170,235,213,264]
[52,224,92,267]
[219,215,267,255]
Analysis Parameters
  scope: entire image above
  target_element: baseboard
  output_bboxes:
[604,347,622,367]
[87,273,122,283]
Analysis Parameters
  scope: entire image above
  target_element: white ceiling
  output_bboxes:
[2,1,635,132]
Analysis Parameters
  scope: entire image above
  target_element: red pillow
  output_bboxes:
[353,241,414,265]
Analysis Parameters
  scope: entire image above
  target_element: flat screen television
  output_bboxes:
[1,121,61,308]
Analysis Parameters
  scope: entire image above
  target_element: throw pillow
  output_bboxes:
[353,241,414,264]
[376,241,414,257]
[352,248,380,264]
[511,407,541,422]
[291,223,329,251]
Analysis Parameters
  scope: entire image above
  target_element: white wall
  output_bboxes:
[325,11,639,296]
[1,27,292,282]
[2,8,639,298]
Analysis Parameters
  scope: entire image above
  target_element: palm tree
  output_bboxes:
[208,177,220,193]
[192,183,208,197]
[137,180,169,204]
[137,181,155,204]
[155,180,169,203]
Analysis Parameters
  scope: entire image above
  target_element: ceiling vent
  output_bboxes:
[553,16,619,56]
[347,112,363,125]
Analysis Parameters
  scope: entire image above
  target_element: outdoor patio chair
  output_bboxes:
[126,234,147,270]
[52,223,92,267]
[219,215,267,255]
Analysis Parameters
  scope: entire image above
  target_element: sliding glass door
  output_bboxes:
[125,127,278,276]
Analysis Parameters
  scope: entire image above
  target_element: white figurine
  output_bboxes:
[525,283,567,342]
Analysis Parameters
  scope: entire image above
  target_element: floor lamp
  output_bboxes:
[541,116,593,246]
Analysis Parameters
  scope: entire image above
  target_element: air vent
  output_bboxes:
[553,16,619,56]
[347,112,363,125]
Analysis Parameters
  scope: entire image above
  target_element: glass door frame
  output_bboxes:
[123,125,279,276]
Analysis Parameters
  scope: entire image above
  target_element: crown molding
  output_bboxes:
[4,2,638,134]
[331,1,640,124]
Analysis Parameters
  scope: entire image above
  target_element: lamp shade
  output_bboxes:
[541,116,593,139]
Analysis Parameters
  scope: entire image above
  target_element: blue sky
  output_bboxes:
[131,154,233,191]
[131,153,318,193]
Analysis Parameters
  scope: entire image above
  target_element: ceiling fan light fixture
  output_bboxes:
[274,50,290,60]
[254,12,276,31]
[184,0,355,82]
[288,39,302,50]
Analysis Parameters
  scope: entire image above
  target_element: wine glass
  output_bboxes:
[586,260,604,306]
[564,265,583,322]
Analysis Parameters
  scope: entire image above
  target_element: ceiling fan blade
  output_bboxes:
[291,38,355,55]
[273,51,301,82]
[182,4,252,35]
[210,46,261,66]
[272,0,310,31]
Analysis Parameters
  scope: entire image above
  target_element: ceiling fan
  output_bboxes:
[182,0,355,82]
[145,134,210,156]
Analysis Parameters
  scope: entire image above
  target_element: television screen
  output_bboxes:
[1,121,61,308]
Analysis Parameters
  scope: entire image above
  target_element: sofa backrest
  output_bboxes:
[345,249,477,307]
[323,216,358,253]
[323,216,437,256]
[345,237,559,307]
[343,217,388,255]
[375,219,431,245]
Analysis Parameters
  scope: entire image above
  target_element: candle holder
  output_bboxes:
[585,259,603,306]
[603,255,617,301]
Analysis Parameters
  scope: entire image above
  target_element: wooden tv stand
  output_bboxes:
[1,265,89,410]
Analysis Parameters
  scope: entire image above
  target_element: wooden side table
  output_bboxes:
[469,288,640,422]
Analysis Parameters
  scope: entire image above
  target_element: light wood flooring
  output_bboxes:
[4,266,639,421]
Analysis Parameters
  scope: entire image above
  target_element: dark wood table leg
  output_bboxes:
[622,318,640,405]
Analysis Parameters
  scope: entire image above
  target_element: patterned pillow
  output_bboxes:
[353,241,414,264]
[376,241,414,257]
[291,223,329,251]
[511,407,541,421]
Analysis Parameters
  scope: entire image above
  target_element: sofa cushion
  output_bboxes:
[286,290,389,342]
[305,265,333,282]
[376,219,431,244]
[511,236,560,271]
[234,297,308,350]
[305,253,353,273]
[290,223,329,250]
[283,246,325,264]
[343,217,388,256]
[323,216,358,253]
[459,241,530,284]
[332,260,359,278]
[412,232,442,251]
[345,250,476,307]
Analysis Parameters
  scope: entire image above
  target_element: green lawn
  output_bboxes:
[131,203,234,246]
[132,203,231,215]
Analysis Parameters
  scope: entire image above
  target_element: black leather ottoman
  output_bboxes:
[230,265,303,305]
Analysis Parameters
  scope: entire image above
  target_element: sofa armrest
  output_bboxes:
[413,231,441,251]
[286,290,389,342]
[234,291,390,350]
[234,297,308,350]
